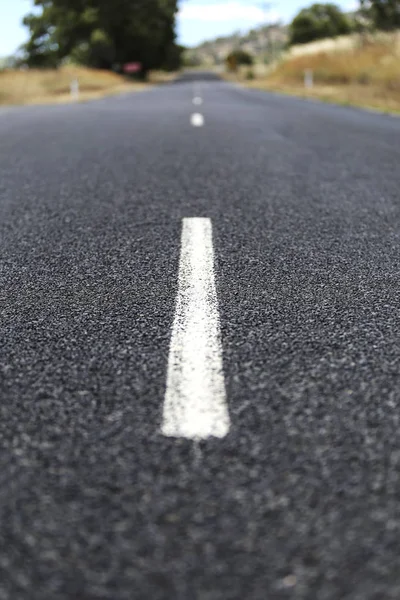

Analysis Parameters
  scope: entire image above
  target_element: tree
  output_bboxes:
[226,49,254,71]
[360,0,400,30]
[22,0,182,75]
[289,3,352,45]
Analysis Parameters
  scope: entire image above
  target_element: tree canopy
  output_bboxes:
[22,0,182,74]
[360,0,400,30]
[226,49,254,71]
[289,3,352,45]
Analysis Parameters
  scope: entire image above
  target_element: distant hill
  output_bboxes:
[184,24,289,66]
[0,56,18,70]
[183,8,364,68]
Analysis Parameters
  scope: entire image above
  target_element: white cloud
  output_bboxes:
[179,2,279,23]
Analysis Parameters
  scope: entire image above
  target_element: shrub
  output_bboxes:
[226,49,254,71]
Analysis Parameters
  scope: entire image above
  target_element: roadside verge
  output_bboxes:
[0,66,179,107]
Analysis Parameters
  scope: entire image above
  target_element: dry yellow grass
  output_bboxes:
[247,80,400,114]
[287,33,358,58]
[148,70,180,84]
[271,39,400,87]
[0,65,149,106]
[228,33,400,114]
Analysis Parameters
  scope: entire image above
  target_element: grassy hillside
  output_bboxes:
[185,24,288,66]
[0,66,150,106]
[229,32,400,114]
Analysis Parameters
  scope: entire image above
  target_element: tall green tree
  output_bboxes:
[289,3,352,45]
[22,0,182,74]
[360,0,400,30]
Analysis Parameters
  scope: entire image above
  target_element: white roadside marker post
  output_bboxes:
[70,78,80,101]
[304,69,314,90]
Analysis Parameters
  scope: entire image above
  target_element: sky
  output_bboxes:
[0,0,358,56]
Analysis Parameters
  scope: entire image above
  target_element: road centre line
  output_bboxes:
[193,80,203,105]
[161,218,230,440]
[191,113,204,127]
[193,82,201,98]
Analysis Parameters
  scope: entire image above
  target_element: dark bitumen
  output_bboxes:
[1,73,400,599]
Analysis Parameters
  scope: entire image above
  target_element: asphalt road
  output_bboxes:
[1,71,400,600]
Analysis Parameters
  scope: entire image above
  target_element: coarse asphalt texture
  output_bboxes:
[1,71,400,600]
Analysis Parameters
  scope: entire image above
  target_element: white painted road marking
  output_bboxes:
[191,113,204,127]
[193,97,203,106]
[161,218,230,440]
[193,82,201,98]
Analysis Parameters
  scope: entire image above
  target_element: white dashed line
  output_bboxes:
[193,97,203,106]
[191,113,204,127]
[193,82,201,98]
[161,218,230,440]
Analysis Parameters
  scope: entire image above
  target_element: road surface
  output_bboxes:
[1,72,400,599]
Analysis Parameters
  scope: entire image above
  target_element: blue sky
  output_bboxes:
[1,0,357,56]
